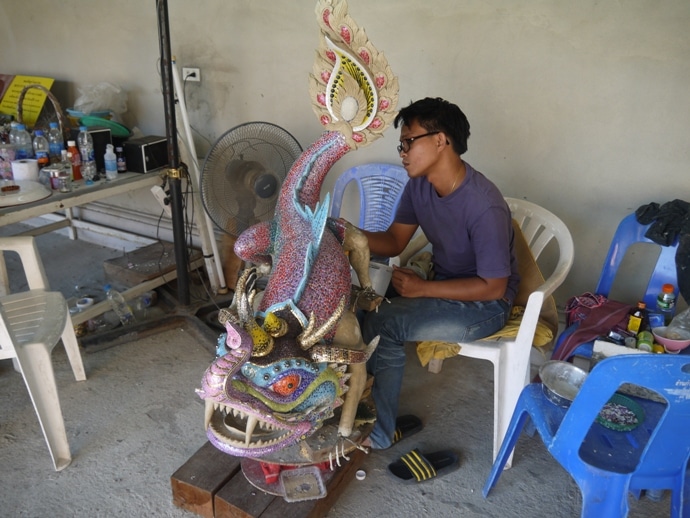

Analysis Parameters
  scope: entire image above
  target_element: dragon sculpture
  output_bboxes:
[197,0,398,465]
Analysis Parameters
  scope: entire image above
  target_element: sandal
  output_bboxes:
[388,448,459,483]
[392,415,423,445]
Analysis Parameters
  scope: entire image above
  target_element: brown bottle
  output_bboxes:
[627,301,649,336]
[66,140,82,181]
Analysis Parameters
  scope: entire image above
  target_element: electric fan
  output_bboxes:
[200,121,303,237]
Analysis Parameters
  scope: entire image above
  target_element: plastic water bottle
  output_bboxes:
[47,122,65,161]
[8,121,20,146]
[104,284,135,326]
[60,149,73,179]
[14,124,34,159]
[132,290,158,320]
[656,283,676,325]
[77,126,96,183]
[33,130,50,170]
[104,144,118,180]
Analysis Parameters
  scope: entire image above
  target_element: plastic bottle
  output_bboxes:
[77,126,96,183]
[60,149,72,177]
[14,123,34,159]
[132,290,158,321]
[33,130,50,169]
[8,121,20,146]
[656,284,676,325]
[47,122,65,162]
[66,141,83,181]
[115,146,127,172]
[104,284,136,326]
[104,144,118,180]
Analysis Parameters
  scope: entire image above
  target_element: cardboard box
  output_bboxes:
[123,135,168,173]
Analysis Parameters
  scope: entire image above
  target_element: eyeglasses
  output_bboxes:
[397,131,440,154]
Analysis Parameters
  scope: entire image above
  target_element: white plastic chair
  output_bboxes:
[0,236,86,471]
[400,198,574,467]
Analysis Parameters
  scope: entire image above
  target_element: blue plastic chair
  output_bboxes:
[483,354,690,517]
[552,213,680,361]
[329,163,409,231]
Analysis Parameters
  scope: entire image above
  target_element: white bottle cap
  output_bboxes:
[67,140,76,146]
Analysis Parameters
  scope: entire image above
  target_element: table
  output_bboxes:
[0,173,202,325]
[0,172,161,228]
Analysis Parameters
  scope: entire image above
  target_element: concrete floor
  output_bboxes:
[0,225,672,517]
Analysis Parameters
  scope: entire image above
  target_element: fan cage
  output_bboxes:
[201,122,303,237]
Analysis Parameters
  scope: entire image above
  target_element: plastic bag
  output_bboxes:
[73,82,128,116]
[666,307,690,338]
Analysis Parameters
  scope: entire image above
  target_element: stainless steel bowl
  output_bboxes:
[539,360,588,407]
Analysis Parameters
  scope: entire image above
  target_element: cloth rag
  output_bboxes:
[635,199,690,304]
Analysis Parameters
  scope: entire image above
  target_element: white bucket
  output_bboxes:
[351,261,394,296]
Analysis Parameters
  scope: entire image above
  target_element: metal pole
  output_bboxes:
[155,0,190,305]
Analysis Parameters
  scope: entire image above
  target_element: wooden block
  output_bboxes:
[103,241,201,287]
[171,442,242,518]
[214,468,276,518]
[215,449,366,518]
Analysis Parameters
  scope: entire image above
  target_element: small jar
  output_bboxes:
[42,164,64,190]
[57,172,72,193]
[636,330,654,352]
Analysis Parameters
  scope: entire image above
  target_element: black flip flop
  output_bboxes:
[392,414,423,445]
[388,448,460,483]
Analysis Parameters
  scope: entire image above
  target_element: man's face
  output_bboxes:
[398,120,441,178]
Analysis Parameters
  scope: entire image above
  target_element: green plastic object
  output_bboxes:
[78,116,131,138]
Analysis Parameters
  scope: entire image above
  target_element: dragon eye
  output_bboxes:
[271,374,301,396]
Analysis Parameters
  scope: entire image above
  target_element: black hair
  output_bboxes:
[394,97,471,155]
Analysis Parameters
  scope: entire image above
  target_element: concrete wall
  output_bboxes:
[2,0,689,305]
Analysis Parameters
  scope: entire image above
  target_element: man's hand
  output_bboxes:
[391,265,426,297]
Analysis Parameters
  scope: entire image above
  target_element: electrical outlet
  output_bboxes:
[182,67,200,82]
[150,185,172,218]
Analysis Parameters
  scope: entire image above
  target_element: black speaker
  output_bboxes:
[123,136,169,174]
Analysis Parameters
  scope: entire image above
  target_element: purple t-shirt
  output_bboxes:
[395,161,520,302]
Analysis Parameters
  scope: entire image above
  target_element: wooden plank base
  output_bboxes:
[172,442,366,518]
[104,241,202,286]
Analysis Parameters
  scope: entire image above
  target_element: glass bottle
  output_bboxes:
[115,146,127,172]
[627,301,649,336]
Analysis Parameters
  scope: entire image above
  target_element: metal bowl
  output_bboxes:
[539,360,588,407]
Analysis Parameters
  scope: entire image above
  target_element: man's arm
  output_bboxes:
[363,221,418,258]
[391,269,508,301]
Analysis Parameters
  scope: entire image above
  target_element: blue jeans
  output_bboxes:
[362,295,511,449]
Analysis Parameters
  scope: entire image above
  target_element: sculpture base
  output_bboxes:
[171,442,366,518]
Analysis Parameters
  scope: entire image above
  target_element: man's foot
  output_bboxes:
[363,415,423,450]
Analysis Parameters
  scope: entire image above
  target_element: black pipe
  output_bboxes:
[155,0,190,305]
